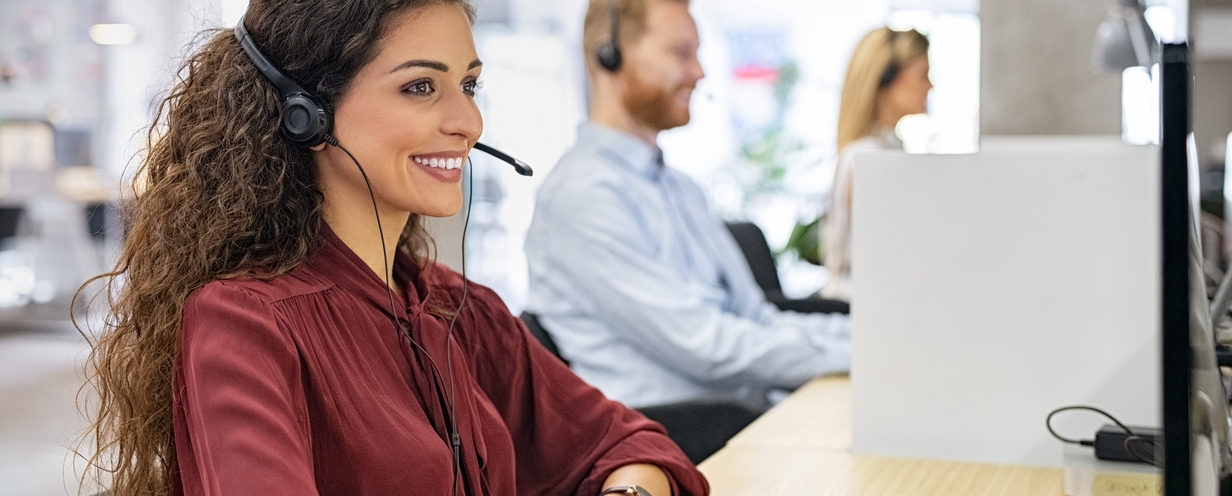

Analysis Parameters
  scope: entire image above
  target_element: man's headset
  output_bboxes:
[232,18,532,176]
[595,0,623,72]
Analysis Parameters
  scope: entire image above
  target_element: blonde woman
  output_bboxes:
[821,27,930,302]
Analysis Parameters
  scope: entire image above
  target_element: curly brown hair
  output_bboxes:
[76,1,474,494]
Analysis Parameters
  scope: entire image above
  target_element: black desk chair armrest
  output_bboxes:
[771,297,850,315]
[636,400,761,464]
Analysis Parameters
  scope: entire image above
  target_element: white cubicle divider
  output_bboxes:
[849,136,1161,467]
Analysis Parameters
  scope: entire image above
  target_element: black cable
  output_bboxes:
[442,157,474,496]
[326,135,465,494]
[323,139,401,341]
[1045,405,1132,446]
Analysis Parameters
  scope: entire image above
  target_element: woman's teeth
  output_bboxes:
[413,157,463,170]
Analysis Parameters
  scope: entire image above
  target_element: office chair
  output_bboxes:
[724,221,850,315]
[519,311,569,367]
[518,312,760,463]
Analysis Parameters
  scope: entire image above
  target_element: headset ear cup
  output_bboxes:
[878,63,901,89]
[281,95,331,147]
[596,43,622,72]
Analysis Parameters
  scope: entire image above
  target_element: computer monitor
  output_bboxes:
[1160,42,1232,496]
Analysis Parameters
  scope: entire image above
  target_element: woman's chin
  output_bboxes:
[415,199,464,218]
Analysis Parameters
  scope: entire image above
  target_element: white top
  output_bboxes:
[820,128,902,302]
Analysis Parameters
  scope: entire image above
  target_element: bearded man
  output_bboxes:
[524,0,852,458]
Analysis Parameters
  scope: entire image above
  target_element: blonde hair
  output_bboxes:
[836,27,929,151]
[581,0,690,75]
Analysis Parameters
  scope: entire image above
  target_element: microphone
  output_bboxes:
[473,142,533,177]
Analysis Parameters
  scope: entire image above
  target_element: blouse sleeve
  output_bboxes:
[174,282,318,496]
[453,275,709,496]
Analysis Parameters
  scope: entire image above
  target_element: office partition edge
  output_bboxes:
[1161,42,1192,496]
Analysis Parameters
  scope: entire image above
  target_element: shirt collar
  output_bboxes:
[305,224,426,314]
[578,122,663,179]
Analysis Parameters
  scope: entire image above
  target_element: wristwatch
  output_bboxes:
[599,485,653,496]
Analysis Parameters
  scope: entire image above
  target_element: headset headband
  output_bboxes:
[234,17,313,100]
[233,15,332,147]
[596,0,623,72]
[608,1,620,49]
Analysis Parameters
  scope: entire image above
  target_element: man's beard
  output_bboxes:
[622,70,693,131]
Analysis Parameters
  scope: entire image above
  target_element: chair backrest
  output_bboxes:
[519,312,569,366]
[724,221,784,301]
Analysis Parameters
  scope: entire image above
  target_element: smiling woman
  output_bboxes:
[76,1,708,495]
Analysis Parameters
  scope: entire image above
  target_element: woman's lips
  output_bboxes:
[411,154,464,183]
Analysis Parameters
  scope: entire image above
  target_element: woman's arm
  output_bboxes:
[176,282,318,496]
[447,271,708,496]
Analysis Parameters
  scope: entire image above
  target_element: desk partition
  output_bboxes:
[849,136,1160,467]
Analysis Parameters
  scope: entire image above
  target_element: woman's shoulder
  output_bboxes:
[181,268,335,337]
[179,278,311,375]
[190,265,334,306]
[183,279,283,329]
[843,129,901,152]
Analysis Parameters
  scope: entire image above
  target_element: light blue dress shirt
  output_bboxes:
[525,123,851,409]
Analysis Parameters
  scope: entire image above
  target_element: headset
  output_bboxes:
[233,17,533,176]
[877,29,904,89]
[595,0,623,72]
[234,16,530,494]
[234,19,331,147]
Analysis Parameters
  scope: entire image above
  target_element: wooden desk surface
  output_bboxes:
[724,376,852,450]
[698,376,1064,495]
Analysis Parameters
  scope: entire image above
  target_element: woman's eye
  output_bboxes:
[462,78,483,96]
[403,80,435,95]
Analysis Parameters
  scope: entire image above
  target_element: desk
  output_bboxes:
[697,377,1064,495]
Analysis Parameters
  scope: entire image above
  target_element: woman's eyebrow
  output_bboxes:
[390,59,448,73]
[389,59,483,74]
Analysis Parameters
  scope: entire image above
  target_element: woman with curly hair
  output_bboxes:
[78,1,707,495]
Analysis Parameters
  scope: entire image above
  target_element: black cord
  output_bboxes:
[1045,405,1132,446]
[442,157,474,496]
[326,135,466,494]
[323,137,401,335]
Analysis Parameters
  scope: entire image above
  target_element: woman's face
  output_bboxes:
[315,3,482,219]
[881,55,931,120]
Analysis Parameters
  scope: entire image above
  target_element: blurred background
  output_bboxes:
[0,0,1228,494]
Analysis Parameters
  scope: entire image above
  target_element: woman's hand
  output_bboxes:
[600,463,671,496]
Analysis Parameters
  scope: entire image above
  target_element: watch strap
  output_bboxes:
[599,485,653,496]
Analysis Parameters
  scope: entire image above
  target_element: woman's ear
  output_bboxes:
[310,142,327,152]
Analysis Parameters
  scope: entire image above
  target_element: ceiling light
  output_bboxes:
[89,24,137,45]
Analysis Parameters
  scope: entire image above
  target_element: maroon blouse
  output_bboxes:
[171,228,708,495]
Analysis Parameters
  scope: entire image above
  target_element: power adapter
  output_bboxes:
[1092,424,1160,464]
